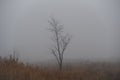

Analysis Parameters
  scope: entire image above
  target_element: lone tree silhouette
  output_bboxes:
[48,18,71,70]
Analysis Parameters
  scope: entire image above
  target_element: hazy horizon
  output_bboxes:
[0,0,120,63]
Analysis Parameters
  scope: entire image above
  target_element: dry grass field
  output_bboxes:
[0,57,120,80]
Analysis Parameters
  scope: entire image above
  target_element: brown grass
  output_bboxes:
[0,57,120,80]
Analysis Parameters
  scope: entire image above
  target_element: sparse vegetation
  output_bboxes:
[0,56,120,80]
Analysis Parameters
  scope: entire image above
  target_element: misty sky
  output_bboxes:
[0,0,120,62]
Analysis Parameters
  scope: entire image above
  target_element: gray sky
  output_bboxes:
[0,0,120,62]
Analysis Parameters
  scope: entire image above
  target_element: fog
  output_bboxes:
[0,0,120,63]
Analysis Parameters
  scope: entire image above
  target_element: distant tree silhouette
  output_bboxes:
[9,48,19,62]
[48,17,71,70]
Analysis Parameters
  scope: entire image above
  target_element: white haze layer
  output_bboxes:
[0,0,120,63]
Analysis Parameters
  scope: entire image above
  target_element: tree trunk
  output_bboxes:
[59,61,63,71]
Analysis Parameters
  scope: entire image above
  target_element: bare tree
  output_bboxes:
[48,18,71,70]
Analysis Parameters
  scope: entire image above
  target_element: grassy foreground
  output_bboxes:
[0,57,120,80]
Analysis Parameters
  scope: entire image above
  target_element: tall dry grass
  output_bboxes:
[0,57,120,80]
